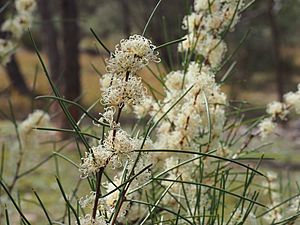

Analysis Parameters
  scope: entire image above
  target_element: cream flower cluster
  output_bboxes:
[101,73,147,106]
[151,62,226,151]
[106,35,160,75]
[266,101,289,120]
[258,83,300,139]
[78,214,107,225]
[179,0,244,67]
[18,110,50,148]
[0,0,36,64]
[129,1,249,219]
[81,35,160,178]
[79,35,160,224]
[79,173,147,225]
[100,35,160,108]
[144,63,230,212]
[258,118,276,140]
[79,128,141,178]
[284,83,300,114]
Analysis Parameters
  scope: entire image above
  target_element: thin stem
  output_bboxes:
[142,0,162,36]
[91,71,130,221]
[7,99,23,193]
[92,168,104,220]
[90,28,111,54]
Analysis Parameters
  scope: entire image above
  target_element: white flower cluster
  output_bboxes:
[284,83,300,114]
[101,73,147,106]
[133,96,155,119]
[106,35,160,75]
[78,173,148,225]
[100,35,160,108]
[80,128,141,178]
[0,0,36,64]
[266,101,289,120]
[258,83,300,139]
[129,0,245,217]
[78,213,107,225]
[140,62,230,213]
[80,161,151,224]
[18,110,50,148]
[79,35,160,224]
[258,118,276,140]
[151,62,226,151]
[179,0,244,67]
[81,35,160,178]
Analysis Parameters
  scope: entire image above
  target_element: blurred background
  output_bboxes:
[0,0,300,124]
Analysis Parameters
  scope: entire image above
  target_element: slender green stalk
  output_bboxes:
[33,190,53,225]
[35,127,101,140]
[142,0,162,36]
[56,177,81,225]
[5,205,10,225]
[136,149,265,177]
[139,176,180,225]
[128,199,193,225]
[91,168,104,220]
[155,178,266,208]
[154,37,187,51]
[0,181,31,225]
[35,95,108,127]
[90,28,111,54]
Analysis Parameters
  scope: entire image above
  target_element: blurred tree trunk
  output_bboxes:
[142,0,186,69]
[0,0,31,95]
[37,0,61,86]
[268,0,284,101]
[61,0,81,127]
[120,0,131,37]
[37,0,63,125]
[5,55,32,95]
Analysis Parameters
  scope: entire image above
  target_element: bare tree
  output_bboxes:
[37,0,64,125]
[268,0,284,101]
[61,0,81,127]
[120,0,131,37]
[37,0,61,87]
[5,55,32,95]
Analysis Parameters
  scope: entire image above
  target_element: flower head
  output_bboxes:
[14,14,33,30]
[15,0,36,14]
[258,118,276,140]
[78,214,107,225]
[266,101,289,120]
[284,85,300,114]
[98,106,116,128]
[19,110,50,148]
[104,129,138,155]
[106,35,160,75]
[101,73,147,107]
[1,19,23,39]
[79,146,112,178]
